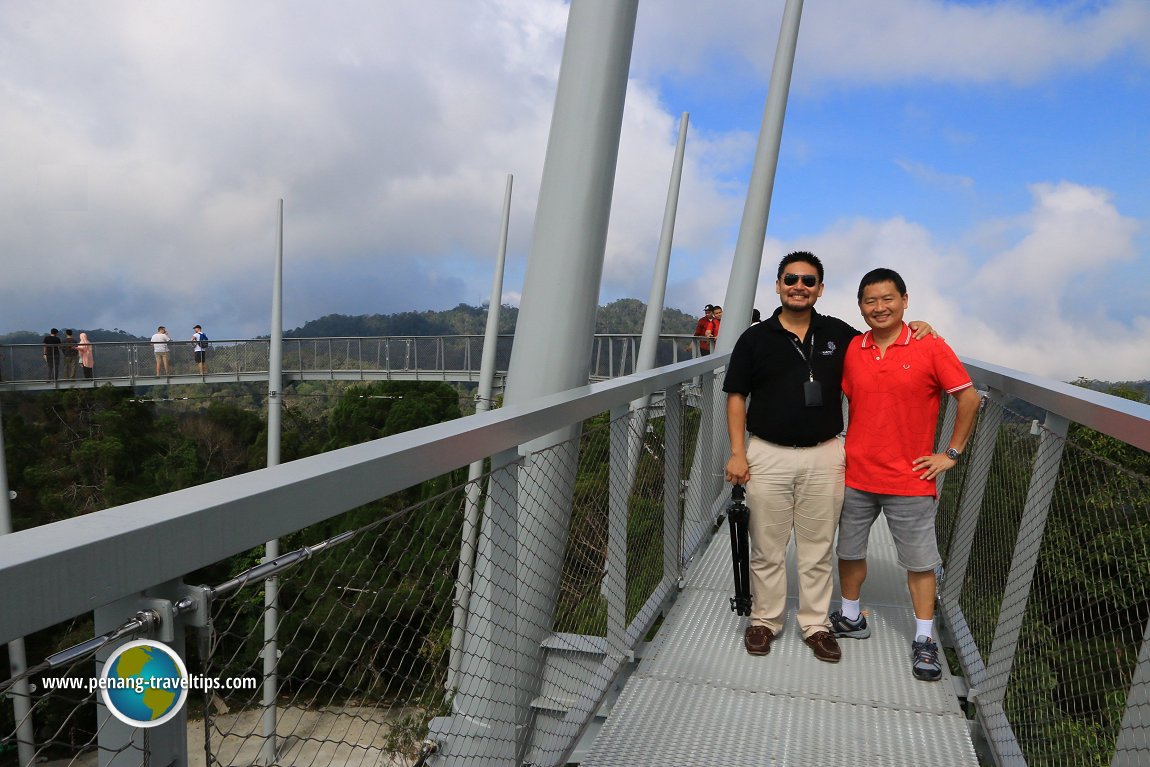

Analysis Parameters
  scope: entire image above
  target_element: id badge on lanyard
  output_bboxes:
[791,333,822,408]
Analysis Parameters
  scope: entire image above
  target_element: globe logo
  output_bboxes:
[100,640,189,728]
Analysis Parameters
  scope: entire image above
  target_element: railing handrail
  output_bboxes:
[0,333,706,390]
[0,352,726,645]
[963,356,1150,452]
[0,332,703,345]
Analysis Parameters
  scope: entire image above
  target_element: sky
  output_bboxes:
[2,0,1148,382]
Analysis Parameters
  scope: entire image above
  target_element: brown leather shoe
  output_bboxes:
[805,630,842,663]
[744,625,775,656]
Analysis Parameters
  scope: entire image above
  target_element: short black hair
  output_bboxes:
[777,251,824,283]
[857,268,907,301]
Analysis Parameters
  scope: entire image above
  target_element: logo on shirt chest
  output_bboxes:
[820,341,837,356]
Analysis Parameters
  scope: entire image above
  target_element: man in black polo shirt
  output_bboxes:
[724,251,931,662]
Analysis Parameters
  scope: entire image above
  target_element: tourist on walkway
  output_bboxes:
[192,325,209,374]
[830,267,979,682]
[693,305,720,355]
[42,328,61,380]
[151,325,172,376]
[61,329,79,379]
[77,332,95,379]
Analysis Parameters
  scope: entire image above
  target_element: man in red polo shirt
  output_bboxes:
[830,267,980,682]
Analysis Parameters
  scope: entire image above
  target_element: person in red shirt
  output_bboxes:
[693,305,721,355]
[831,268,980,682]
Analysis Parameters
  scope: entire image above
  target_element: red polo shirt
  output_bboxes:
[842,324,972,497]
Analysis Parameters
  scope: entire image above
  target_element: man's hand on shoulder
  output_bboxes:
[907,320,941,340]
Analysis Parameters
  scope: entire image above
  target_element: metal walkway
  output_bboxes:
[583,516,980,767]
[0,334,698,392]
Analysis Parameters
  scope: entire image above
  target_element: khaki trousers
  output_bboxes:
[745,436,844,638]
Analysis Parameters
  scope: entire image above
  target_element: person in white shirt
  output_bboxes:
[191,325,209,375]
[150,325,172,376]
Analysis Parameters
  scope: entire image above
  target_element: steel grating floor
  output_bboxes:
[580,516,980,767]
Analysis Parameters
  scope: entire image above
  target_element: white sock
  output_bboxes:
[915,618,934,640]
[841,598,861,622]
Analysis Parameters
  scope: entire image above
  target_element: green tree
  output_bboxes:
[323,381,462,451]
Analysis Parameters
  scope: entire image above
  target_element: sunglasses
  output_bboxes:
[782,273,818,288]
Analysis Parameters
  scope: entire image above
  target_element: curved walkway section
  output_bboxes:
[0,334,701,392]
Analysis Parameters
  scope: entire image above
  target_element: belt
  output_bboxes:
[750,433,837,449]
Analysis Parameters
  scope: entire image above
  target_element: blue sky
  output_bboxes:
[1,0,1148,380]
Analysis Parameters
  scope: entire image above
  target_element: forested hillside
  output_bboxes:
[0,328,147,344]
[0,379,467,756]
[285,298,701,338]
[1,380,463,533]
[1,299,702,346]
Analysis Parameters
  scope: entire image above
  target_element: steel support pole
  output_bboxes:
[260,199,285,766]
[451,174,513,692]
[687,0,805,535]
[638,113,686,376]
[1113,613,1150,765]
[979,411,1069,766]
[939,391,1003,692]
[95,583,189,767]
[503,0,638,405]
[682,370,720,559]
[663,385,683,585]
[984,412,1069,701]
[607,405,630,656]
[717,0,804,351]
[497,1,639,762]
[431,450,521,766]
[622,112,690,502]
[0,402,35,767]
[934,392,960,498]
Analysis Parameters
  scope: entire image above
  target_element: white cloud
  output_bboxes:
[0,0,1147,386]
[0,0,574,334]
[975,182,1138,295]
[634,0,1150,88]
[739,183,1148,382]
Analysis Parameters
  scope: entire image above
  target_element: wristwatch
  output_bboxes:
[944,447,962,461]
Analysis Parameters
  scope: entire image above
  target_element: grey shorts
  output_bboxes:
[836,488,941,572]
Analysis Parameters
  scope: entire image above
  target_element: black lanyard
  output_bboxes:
[789,332,815,382]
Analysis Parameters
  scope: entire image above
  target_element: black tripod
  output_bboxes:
[727,484,752,616]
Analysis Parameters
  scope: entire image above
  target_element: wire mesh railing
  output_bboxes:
[0,335,703,391]
[3,353,1148,766]
[0,337,507,387]
[203,482,469,767]
[0,355,721,767]
[937,383,1150,767]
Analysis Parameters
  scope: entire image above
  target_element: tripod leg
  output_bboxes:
[728,511,744,609]
[730,502,753,615]
[739,508,752,615]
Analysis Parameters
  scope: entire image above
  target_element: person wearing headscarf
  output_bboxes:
[76,332,95,379]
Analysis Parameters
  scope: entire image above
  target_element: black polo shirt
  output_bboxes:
[723,307,860,447]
